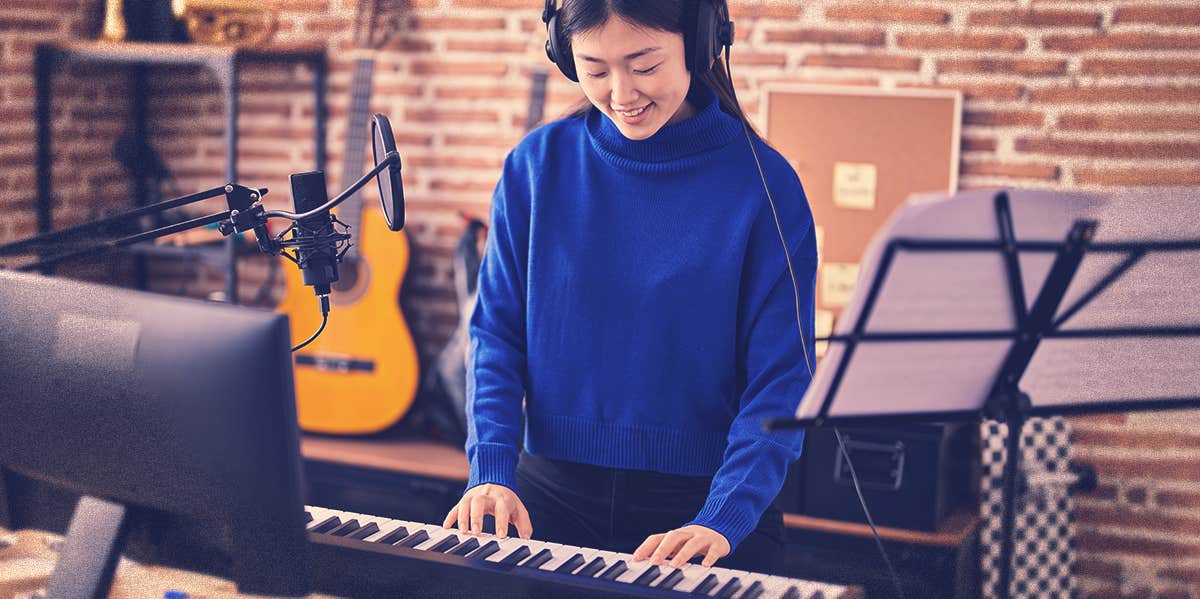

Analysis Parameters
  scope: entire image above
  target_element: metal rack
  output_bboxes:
[35,40,327,303]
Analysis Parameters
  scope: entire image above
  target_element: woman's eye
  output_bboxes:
[634,66,658,75]
[586,72,608,79]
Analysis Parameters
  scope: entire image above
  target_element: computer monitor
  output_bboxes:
[0,270,310,597]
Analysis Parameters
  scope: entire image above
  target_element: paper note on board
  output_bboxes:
[833,162,877,210]
[821,262,859,308]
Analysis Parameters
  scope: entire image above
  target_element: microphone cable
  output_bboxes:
[722,48,908,599]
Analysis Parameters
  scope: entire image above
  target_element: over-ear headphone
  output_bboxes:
[541,0,735,83]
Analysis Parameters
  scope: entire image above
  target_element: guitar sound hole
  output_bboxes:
[332,258,361,294]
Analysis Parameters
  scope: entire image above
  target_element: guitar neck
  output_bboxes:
[339,56,376,259]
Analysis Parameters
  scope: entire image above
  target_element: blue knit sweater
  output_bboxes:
[465,86,817,550]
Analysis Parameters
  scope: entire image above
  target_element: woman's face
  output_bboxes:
[570,17,696,141]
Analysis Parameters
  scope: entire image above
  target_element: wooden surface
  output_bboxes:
[301,433,470,482]
[784,507,978,548]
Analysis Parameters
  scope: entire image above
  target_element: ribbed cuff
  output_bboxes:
[687,499,759,552]
[467,443,519,492]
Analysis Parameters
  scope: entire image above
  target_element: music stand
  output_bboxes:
[768,187,1200,599]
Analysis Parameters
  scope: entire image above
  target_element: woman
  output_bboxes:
[442,0,817,575]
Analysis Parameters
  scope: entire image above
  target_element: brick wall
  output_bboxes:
[1,1,1198,596]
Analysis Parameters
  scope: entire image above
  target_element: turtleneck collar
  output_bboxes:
[586,84,744,169]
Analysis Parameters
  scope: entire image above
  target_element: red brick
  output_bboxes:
[963,109,1045,128]
[1156,490,1200,510]
[728,3,805,20]
[939,58,1067,77]
[1076,557,1122,583]
[1072,428,1200,451]
[1076,530,1200,558]
[763,28,885,46]
[1058,111,1200,133]
[0,15,59,32]
[960,161,1059,181]
[409,16,507,31]
[1077,504,1200,536]
[1082,58,1200,77]
[406,154,504,170]
[962,136,997,153]
[1032,85,1200,105]
[445,39,531,54]
[1074,167,1200,187]
[825,4,949,25]
[1070,451,1200,482]
[898,81,1025,102]
[968,9,1102,28]
[897,32,1026,52]
[1043,32,1200,52]
[802,53,920,72]
[1159,566,1200,585]
[409,61,509,77]
[1113,5,1200,27]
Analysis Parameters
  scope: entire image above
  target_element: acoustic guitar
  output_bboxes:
[277,0,419,435]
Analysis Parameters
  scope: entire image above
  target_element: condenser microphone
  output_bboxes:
[289,171,341,296]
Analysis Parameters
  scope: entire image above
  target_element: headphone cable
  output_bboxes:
[722,46,907,599]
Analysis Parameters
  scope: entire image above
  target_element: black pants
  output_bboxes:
[513,452,785,575]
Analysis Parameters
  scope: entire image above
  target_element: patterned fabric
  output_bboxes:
[979,417,1078,599]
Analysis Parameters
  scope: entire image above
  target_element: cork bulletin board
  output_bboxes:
[762,84,962,353]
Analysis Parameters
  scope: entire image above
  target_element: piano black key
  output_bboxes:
[693,573,719,595]
[305,511,313,523]
[715,577,741,598]
[553,553,586,574]
[465,540,500,560]
[656,568,685,590]
[740,580,764,599]
[395,529,430,548]
[348,522,380,541]
[575,557,606,578]
[448,537,480,556]
[310,516,341,534]
[521,548,554,569]
[598,561,627,581]
[498,545,532,567]
[427,534,460,553]
[780,586,802,599]
[632,565,661,586]
[328,519,361,537]
[374,526,410,545]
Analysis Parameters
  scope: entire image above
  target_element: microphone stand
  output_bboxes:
[0,151,400,273]
[0,151,402,351]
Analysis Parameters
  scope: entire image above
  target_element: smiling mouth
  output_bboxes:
[615,103,652,117]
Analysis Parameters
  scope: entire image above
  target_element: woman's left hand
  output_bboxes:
[631,524,731,568]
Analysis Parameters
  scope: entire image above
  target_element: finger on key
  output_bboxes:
[442,501,459,529]
[650,530,691,566]
[700,544,723,568]
[669,536,707,569]
[470,494,489,536]
[494,496,511,539]
[632,533,664,562]
[457,500,470,534]
[513,502,533,540]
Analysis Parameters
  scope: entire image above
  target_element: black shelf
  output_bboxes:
[35,40,327,302]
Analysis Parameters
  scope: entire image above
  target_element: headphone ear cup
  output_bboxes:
[691,0,721,74]
[545,13,578,82]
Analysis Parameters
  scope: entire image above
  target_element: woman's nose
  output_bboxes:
[610,72,640,106]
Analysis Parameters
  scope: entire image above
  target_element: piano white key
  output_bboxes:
[669,563,712,593]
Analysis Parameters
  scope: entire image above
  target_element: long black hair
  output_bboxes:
[556,0,760,138]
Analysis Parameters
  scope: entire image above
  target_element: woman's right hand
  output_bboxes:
[442,483,533,540]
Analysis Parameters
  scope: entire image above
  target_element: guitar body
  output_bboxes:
[278,208,420,434]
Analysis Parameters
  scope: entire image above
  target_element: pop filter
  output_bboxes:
[370,113,405,231]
